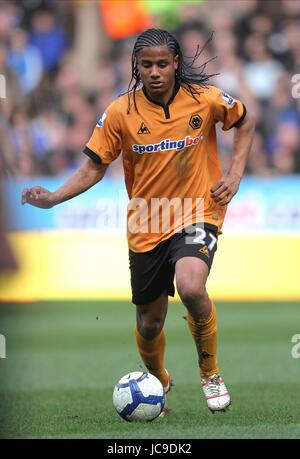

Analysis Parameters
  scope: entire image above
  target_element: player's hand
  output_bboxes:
[21,186,56,209]
[211,174,241,206]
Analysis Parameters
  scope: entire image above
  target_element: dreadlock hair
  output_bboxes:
[126,28,217,113]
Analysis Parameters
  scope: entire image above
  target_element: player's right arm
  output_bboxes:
[21,158,108,208]
[22,101,122,209]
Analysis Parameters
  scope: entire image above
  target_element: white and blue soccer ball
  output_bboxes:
[113,371,165,422]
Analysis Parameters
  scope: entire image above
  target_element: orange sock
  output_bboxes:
[186,302,219,379]
[134,327,169,388]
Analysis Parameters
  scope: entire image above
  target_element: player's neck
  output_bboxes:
[143,81,180,107]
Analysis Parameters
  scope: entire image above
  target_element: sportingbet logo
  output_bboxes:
[132,135,202,154]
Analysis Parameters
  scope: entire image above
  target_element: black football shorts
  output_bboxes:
[129,223,218,305]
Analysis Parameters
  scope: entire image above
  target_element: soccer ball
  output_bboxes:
[113,371,165,422]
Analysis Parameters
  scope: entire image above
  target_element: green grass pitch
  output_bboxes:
[0,300,299,439]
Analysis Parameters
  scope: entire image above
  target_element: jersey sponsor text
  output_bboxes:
[132,135,201,154]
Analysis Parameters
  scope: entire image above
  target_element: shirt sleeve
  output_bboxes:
[83,102,122,164]
[208,86,247,131]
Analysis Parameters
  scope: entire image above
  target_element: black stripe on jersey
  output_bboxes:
[142,82,180,119]
[230,104,247,129]
[83,146,102,164]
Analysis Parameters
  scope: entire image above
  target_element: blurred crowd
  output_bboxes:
[1,0,300,179]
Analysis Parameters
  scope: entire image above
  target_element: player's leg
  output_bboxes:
[175,256,230,412]
[169,222,230,411]
[129,242,175,391]
[135,291,170,388]
[175,257,230,411]
[176,257,218,376]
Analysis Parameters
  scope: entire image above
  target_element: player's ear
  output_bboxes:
[174,54,179,71]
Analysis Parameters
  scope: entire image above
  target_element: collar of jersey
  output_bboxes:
[142,80,181,109]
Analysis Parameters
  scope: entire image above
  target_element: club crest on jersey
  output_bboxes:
[221,92,236,106]
[132,135,201,154]
[96,112,107,128]
[189,114,203,130]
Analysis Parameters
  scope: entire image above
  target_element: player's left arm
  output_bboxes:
[211,113,255,206]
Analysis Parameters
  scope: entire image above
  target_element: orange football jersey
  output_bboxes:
[84,84,246,252]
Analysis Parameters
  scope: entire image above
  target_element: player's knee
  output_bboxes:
[178,284,206,308]
[138,319,163,340]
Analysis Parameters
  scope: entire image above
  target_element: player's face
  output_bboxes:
[137,45,179,103]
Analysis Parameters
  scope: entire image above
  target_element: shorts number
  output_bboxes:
[192,228,217,250]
